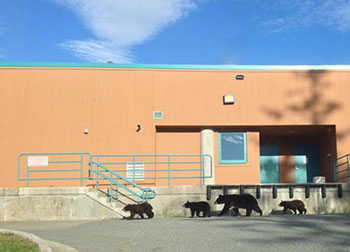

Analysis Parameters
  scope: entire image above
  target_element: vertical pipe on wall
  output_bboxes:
[200,128,215,185]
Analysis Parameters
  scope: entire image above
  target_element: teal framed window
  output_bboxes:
[219,132,247,164]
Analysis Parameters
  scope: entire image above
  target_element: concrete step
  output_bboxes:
[86,189,125,218]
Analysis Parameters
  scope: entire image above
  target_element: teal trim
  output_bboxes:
[2,62,350,70]
[218,132,247,164]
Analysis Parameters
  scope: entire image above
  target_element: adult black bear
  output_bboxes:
[122,202,154,219]
[183,201,211,218]
[279,200,307,215]
[214,194,263,216]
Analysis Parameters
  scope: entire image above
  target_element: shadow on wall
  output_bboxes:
[262,70,339,124]
[262,70,350,138]
[261,70,350,180]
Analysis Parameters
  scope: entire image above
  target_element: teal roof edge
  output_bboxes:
[0,62,350,70]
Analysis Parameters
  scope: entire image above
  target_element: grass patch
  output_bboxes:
[0,232,39,252]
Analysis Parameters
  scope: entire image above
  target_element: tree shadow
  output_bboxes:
[262,70,343,125]
[261,70,350,181]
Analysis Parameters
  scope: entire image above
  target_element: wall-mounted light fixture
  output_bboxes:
[236,75,244,80]
[83,129,89,134]
[223,94,235,105]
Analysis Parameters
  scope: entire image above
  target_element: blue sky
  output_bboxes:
[0,0,350,65]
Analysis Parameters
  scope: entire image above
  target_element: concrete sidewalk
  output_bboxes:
[1,215,350,252]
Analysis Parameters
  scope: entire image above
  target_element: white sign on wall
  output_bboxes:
[27,156,49,167]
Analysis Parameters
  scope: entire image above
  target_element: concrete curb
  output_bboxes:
[0,229,79,252]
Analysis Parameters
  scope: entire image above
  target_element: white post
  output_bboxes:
[200,128,215,185]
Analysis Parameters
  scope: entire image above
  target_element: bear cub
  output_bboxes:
[214,194,263,217]
[279,200,307,215]
[183,201,211,218]
[122,202,154,219]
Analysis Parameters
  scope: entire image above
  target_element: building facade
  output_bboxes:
[1,63,350,188]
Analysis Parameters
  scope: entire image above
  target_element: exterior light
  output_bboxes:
[236,75,244,80]
[223,94,235,105]
[83,129,89,134]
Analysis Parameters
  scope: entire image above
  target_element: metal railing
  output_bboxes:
[89,154,213,186]
[334,154,350,182]
[18,152,213,203]
[18,152,92,187]
[90,161,156,202]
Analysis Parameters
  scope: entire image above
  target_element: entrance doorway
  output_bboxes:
[294,144,320,183]
[259,125,335,183]
[260,145,280,183]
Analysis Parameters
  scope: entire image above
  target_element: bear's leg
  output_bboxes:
[196,210,201,217]
[246,208,252,217]
[190,209,195,218]
[146,211,154,219]
[232,208,239,216]
[292,208,297,215]
[207,208,211,217]
[219,204,231,216]
[298,208,303,215]
[139,213,144,219]
[129,211,135,220]
[253,206,263,216]
[283,207,287,214]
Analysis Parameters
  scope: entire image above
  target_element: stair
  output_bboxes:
[86,187,146,218]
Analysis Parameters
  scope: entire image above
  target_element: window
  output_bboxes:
[219,132,247,164]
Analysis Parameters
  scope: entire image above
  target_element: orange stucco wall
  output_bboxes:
[1,66,350,187]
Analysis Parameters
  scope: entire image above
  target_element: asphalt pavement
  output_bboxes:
[1,214,350,252]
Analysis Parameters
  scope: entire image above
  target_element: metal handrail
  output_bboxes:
[18,152,213,203]
[89,154,213,186]
[18,152,92,187]
[334,154,350,182]
[90,161,156,202]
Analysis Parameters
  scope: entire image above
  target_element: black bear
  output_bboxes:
[214,194,263,216]
[122,202,154,219]
[183,201,211,218]
[279,200,307,215]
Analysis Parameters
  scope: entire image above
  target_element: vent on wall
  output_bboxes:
[126,162,144,180]
[153,111,163,119]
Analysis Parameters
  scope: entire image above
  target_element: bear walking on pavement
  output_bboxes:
[183,201,211,218]
[122,202,154,220]
[214,194,263,217]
